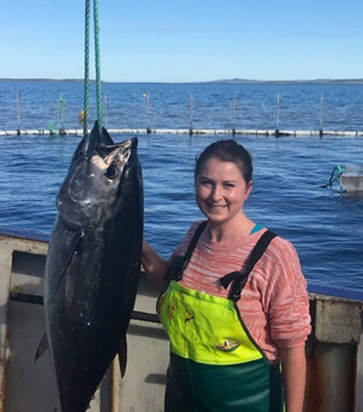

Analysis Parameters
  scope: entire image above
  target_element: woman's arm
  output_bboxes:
[280,345,307,412]
[141,240,169,292]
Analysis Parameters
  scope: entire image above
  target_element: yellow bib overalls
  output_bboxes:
[157,222,284,412]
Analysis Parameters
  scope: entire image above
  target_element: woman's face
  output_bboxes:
[195,158,252,226]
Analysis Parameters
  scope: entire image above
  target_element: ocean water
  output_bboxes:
[0,81,362,296]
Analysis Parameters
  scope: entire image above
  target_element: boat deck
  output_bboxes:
[0,229,362,411]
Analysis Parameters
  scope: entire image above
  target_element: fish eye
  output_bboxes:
[105,164,119,180]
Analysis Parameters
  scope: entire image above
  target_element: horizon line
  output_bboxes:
[1,77,363,85]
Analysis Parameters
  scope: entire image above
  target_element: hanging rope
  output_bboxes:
[93,0,103,135]
[83,0,103,137]
[83,0,90,136]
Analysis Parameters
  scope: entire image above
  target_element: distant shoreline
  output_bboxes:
[1,78,363,85]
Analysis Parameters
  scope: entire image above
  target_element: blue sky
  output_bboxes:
[1,0,363,82]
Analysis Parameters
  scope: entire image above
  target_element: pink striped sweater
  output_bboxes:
[172,220,312,362]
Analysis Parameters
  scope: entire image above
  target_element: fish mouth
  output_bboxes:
[97,136,138,154]
[118,136,138,151]
[84,122,138,159]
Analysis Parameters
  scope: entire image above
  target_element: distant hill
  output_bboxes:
[203,78,363,85]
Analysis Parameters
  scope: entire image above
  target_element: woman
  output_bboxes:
[142,140,311,412]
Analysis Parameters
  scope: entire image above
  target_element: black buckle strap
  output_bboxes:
[220,230,277,301]
[164,221,208,281]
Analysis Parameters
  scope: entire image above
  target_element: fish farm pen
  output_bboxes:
[3,88,363,137]
[1,128,363,137]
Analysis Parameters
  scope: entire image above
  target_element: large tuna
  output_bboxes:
[44,121,143,412]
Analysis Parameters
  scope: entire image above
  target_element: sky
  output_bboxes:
[1,0,363,83]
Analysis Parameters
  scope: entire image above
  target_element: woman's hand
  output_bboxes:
[141,240,169,292]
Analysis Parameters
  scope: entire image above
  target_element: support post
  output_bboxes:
[146,93,151,134]
[232,93,236,136]
[16,91,21,135]
[104,92,108,128]
[275,93,280,137]
[189,93,193,136]
[320,93,324,137]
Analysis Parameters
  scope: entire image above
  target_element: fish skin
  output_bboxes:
[44,121,143,412]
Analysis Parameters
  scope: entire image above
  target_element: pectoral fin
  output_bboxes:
[118,336,127,377]
[49,228,83,305]
[34,332,49,362]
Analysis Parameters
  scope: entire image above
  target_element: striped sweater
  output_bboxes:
[172,220,312,362]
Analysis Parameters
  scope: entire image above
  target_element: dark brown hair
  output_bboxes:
[194,140,253,183]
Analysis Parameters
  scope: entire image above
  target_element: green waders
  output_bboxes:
[157,222,284,412]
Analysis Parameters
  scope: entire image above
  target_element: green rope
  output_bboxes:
[83,0,90,137]
[322,164,345,188]
[93,0,103,135]
[83,0,103,136]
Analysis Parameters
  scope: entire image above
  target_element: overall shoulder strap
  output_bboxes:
[164,220,208,281]
[219,230,277,301]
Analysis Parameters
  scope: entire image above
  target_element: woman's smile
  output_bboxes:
[208,203,227,209]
